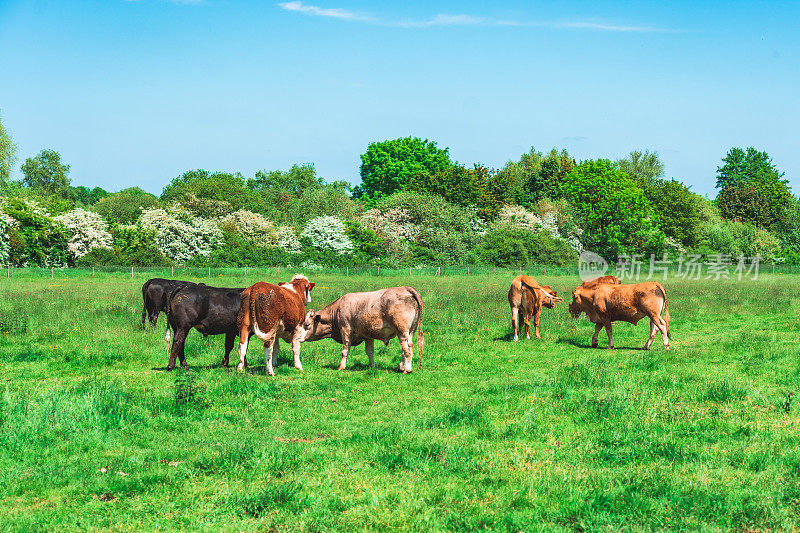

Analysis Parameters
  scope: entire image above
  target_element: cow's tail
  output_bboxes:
[249,289,273,342]
[408,287,424,369]
[656,282,671,340]
[163,285,184,345]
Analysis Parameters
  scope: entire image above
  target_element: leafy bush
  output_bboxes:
[1,197,69,266]
[54,208,113,260]
[697,219,781,261]
[92,187,158,224]
[475,225,578,267]
[187,232,289,267]
[218,210,278,247]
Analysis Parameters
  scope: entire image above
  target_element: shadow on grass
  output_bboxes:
[556,338,648,351]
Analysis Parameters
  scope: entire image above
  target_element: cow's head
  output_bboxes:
[300,309,328,341]
[539,285,563,309]
[289,274,315,305]
[568,287,586,319]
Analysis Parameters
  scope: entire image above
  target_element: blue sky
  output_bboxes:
[0,0,797,196]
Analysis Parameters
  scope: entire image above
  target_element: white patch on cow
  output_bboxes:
[164,327,171,343]
[279,282,297,294]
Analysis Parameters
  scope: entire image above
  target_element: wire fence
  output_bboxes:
[2,263,799,280]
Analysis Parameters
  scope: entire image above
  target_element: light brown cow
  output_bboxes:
[580,275,621,289]
[508,275,563,341]
[236,275,315,376]
[568,281,671,350]
[300,286,423,374]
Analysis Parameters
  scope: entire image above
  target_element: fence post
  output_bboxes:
[92,267,94,277]
[377,266,380,276]
[171,266,174,277]
[409,266,412,277]
[245,265,248,276]
[131,266,133,278]
[346,266,349,276]
[51,267,54,279]
[208,266,211,277]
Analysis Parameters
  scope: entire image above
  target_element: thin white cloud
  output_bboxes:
[278,1,373,22]
[277,2,674,33]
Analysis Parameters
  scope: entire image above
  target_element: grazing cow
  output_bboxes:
[508,275,563,341]
[568,281,671,350]
[580,275,621,289]
[141,278,196,327]
[236,275,315,376]
[300,286,423,374]
[164,284,245,370]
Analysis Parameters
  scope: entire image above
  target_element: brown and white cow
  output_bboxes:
[568,281,671,350]
[508,275,563,341]
[300,286,423,374]
[236,274,315,376]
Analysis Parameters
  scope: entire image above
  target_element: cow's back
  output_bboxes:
[594,282,662,322]
[335,287,421,339]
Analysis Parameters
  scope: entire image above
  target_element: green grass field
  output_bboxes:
[0,270,798,531]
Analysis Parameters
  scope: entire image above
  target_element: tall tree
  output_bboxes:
[409,163,501,219]
[560,159,664,259]
[715,147,792,230]
[21,149,71,194]
[248,163,325,194]
[0,112,18,184]
[354,137,453,201]
[617,149,664,187]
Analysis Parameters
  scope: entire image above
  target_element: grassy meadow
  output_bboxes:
[0,269,799,531]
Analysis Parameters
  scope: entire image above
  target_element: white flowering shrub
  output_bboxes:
[301,215,353,254]
[497,204,584,252]
[54,208,113,259]
[139,207,223,264]
[360,208,421,244]
[218,210,278,247]
[277,226,301,254]
[0,216,9,264]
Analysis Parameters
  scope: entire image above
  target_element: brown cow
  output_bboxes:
[568,281,671,350]
[580,275,621,289]
[236,274,315,376]
[508,275,563,341]
[300,286,423,373]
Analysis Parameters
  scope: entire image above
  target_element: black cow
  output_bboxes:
[164,284,246,370]
[141,278,196,328]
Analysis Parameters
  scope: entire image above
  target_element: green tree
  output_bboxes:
[560,159,664,260]
[0,111,18,184]
[247,163,326,194]
[641,179,705,248]
[21,149,71,195]
[355,137,453,201]
[715,147,792,230]
[617,149,664,187]
[94,187,159,224]
[71,186,109,206]
[409,163,501,219]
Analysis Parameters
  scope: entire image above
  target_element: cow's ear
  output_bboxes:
[309,282,315,291]
[305,310,315,319]
[314,313,321,323]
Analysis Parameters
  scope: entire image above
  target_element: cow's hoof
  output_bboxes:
[513,337,519,342]
[237,365,245,374]
[665,346,670,351]
[295,365,303,371]
[268,371,275,377]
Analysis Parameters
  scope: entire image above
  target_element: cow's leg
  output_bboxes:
[291,334,303,371]
[591,323,602,348]
[398,334,413,374]
[533,307,542,339]
[657,317,670,350]
[141,305,148,329]
[169,328,188,370]
[511,307,519,342]
[604,322,614,349]
[264,337,279,376]
[272,339,281,367]
[365,339,375,368]
[237,334,249,373]
[338,341,350,370]
[523,309,531,340]
[644,320,657,350]
[222,332,234,367]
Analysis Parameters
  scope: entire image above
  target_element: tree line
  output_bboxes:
[0,111,796,268]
